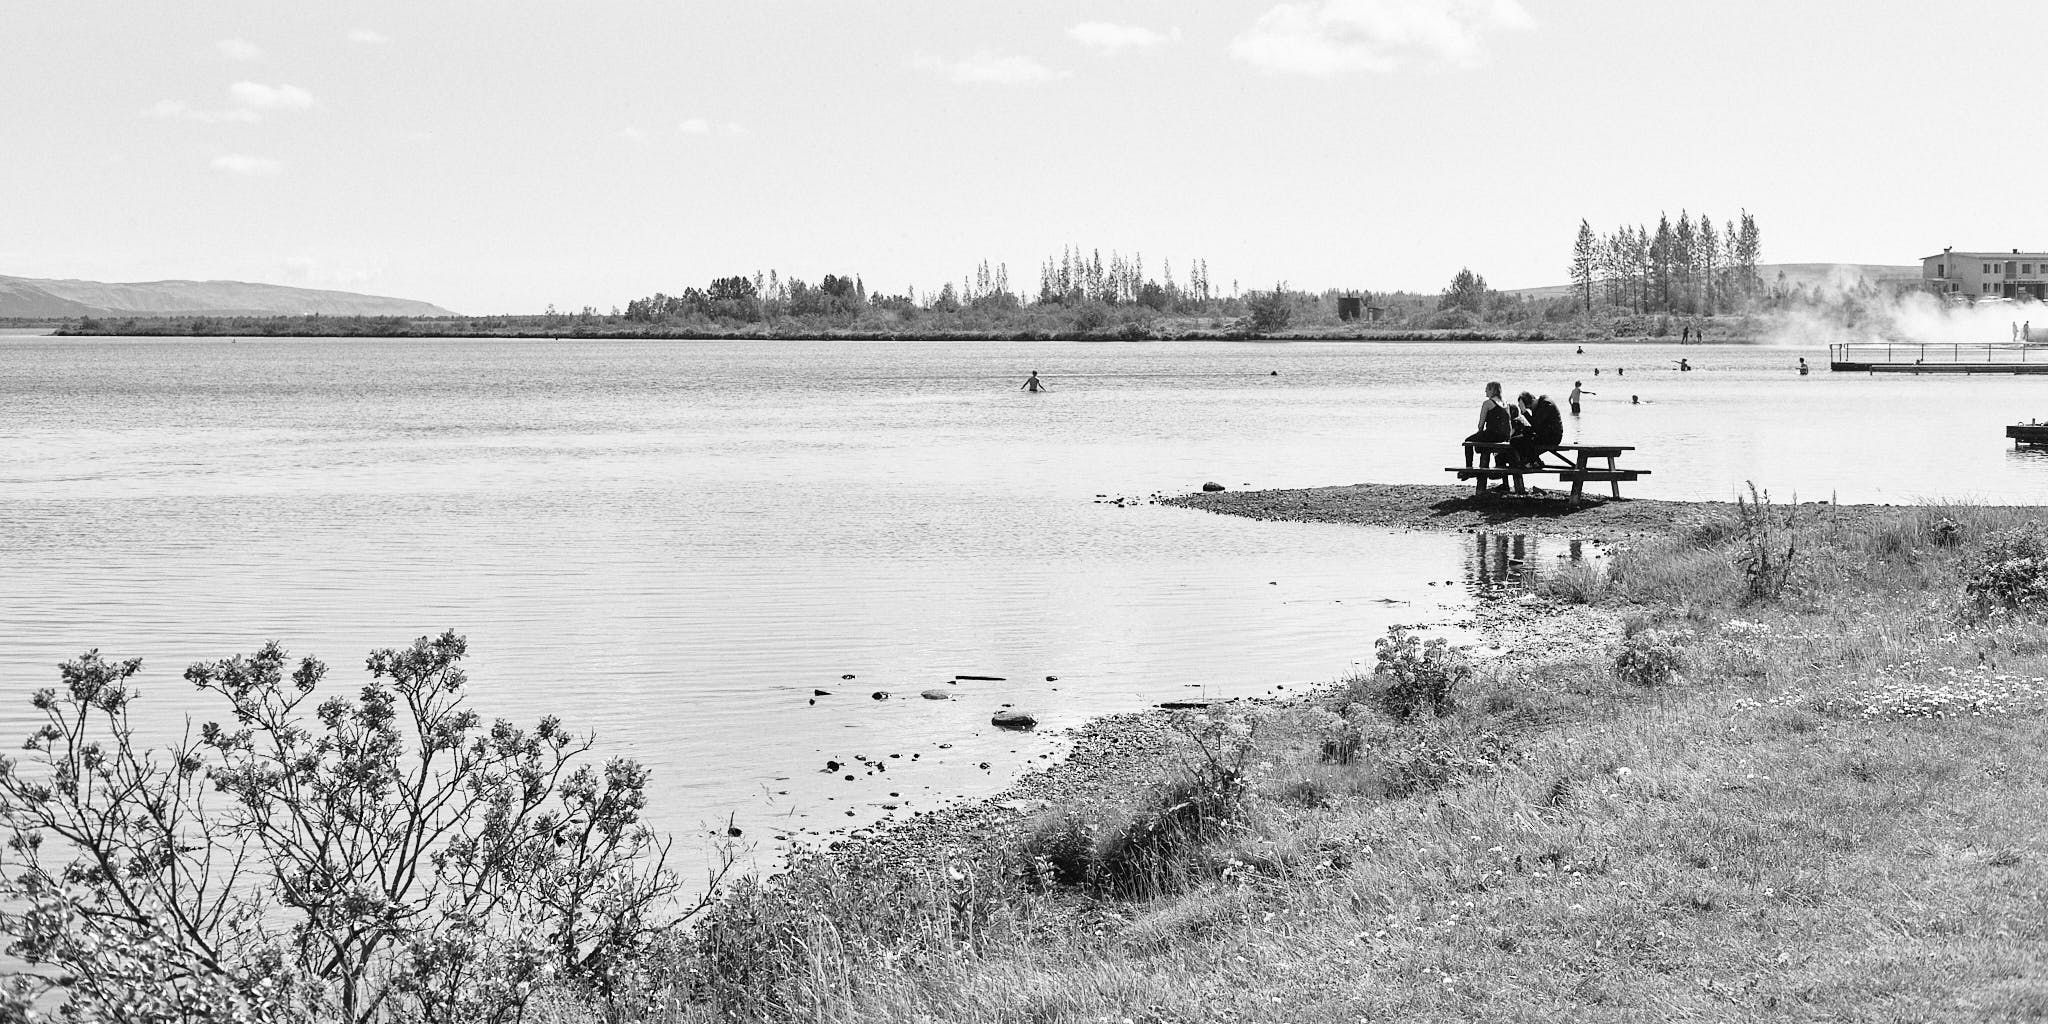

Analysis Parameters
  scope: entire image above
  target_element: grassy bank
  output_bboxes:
[551,495,2047,1023]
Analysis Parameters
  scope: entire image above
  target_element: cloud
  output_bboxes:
[229,81,315,110]
[1068,22,1176,55]
[348,29,390,45]
[216,38,263,61]
[913,51,1067,85]
[678,117,744,135]
[1230,0,1532,75]
[147,99,259,123]
[211,154,282,176]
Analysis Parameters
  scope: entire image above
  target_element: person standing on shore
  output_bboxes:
[1022,370,1049,393]
[1569,381,1593,415]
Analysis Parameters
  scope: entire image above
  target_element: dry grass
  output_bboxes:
[549,503,2048,1023]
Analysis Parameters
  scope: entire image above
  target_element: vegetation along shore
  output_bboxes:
[565,483,2043,1021]
[10,482,2045,1021]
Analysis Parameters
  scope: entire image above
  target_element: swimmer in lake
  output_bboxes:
[1022,370,1049,392]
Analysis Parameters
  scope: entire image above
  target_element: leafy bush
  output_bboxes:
[1068,301,1114,333]
[1963,529,2048,616]
[1245,284,1294,335]
[0,634,694,1023]
[1355,628,1469,720]
[1614,630,1686,686]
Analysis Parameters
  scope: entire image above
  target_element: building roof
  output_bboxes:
[1924,251,2048,261]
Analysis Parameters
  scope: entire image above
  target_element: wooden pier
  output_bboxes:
[1831,342,2048,374]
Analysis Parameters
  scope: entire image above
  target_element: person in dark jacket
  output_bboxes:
[1532,394,1564,447]
[1507,391,1542,477]
[1509,393,1565,463]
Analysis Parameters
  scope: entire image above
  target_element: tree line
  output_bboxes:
[1570,210,1762,315]
[620,246,1234,328]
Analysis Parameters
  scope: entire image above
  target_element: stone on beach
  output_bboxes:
[1202,481,1226,492]
[920,689,951,700]
[991,710,1038,730]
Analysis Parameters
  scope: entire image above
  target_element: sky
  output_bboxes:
[5,0,2047,315]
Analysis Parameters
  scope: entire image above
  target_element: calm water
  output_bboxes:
[2,337,2042,866]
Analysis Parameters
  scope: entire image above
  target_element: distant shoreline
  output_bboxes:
[13,320,1768,346]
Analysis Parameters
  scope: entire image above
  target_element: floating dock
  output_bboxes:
[2009,424,2048,447]
[1831,342,2048,373]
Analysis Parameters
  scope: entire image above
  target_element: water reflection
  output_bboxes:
[1463,532,1590,595]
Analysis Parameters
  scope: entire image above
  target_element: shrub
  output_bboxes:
[1735,482,1797,602]
[1964,528,2048,616]
[0,634,693,1023]
[1245,284,1294,335]
[1303,704,1363,764]
[1614,630,1686,686]
[1368,720,1520,798]
[1068,301,1114,333]
[1357,627,1469,720]
[1016,709,1258,898]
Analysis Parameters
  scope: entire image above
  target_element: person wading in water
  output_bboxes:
[1022,370,1049,393]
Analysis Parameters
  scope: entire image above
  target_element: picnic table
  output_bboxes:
[1447,442,1649,507]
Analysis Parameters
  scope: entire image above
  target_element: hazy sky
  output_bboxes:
[6,1,2046,314]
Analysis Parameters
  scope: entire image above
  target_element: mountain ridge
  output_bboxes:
[0,275,456,317]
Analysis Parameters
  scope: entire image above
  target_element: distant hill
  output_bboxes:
[0,275,456,318]
[1503,262,1922,300]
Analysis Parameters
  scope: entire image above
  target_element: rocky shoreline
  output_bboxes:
[793,482,1680,881]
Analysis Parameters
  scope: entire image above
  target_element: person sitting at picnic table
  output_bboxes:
[1501,392,1545,493]
[1464,381,1515,470]
[1505,393,1566,486]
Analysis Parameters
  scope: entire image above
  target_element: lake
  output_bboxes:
[2,336,2041,867]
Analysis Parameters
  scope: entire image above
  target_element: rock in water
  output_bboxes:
[920,689,951,701]
[1202,481,1226,492]
[991,710,1038,730]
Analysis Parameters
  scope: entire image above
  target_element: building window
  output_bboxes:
[2027,264,2034,274]
[1938,263,1947,277]
[1986,263,1994,273]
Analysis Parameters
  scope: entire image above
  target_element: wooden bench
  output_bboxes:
[1447,442,1650,507]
